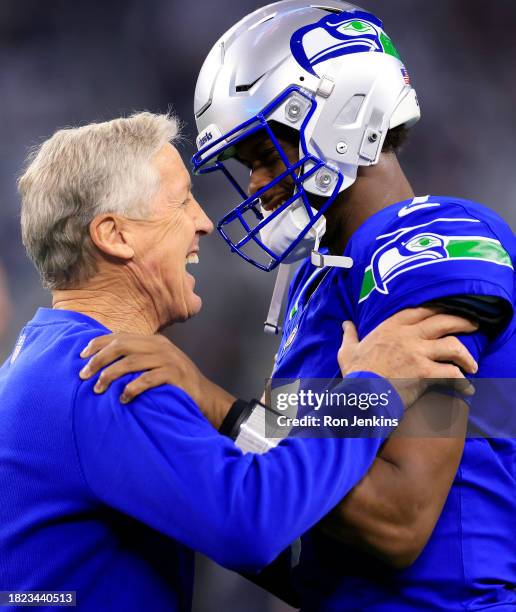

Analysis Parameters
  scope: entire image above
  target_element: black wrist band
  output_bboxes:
[219,398,253,439]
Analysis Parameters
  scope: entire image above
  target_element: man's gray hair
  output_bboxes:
[18,112,180,290]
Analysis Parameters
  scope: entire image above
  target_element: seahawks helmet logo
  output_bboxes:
[290,10,400,77]
[371,233,448,294]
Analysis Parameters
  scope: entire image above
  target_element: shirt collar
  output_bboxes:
[30,307,110,331]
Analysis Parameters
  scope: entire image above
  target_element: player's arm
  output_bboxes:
[320,296,506,568]
[332,203,515,567]
[318,390,468,568]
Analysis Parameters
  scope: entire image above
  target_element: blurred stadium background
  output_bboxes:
[1,1,515,610]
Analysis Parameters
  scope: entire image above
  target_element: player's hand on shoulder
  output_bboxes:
[338,307,478,407]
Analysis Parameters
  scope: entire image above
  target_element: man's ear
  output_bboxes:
[89,214,135,261]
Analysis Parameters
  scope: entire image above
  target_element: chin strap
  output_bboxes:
[311,232,354,269]
[264,263,292,335]
[263,231,354,335]
[311,250,354,268]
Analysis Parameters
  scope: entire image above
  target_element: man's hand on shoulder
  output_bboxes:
[79,333,234,429]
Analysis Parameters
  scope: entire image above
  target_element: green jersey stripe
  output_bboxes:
[359,236,512,303]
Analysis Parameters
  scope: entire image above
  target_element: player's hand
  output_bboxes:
[338,307,478,407]
[79,333,234,428]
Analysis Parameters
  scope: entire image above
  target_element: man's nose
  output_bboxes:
[191,197,214,235]
[248,167,270,198]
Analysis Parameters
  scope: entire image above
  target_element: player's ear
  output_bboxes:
[89,214,135,261]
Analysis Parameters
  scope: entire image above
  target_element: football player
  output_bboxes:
[83,1,516,610]
[189,2,516,610]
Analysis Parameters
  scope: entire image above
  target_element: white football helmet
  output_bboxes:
[192,0,420,271]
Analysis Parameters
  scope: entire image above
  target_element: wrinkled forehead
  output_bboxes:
[152,143,191,204]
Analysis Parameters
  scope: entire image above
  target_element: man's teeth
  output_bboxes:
[186,253,199,265]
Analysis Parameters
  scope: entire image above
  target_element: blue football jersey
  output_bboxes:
[273,196,516,611]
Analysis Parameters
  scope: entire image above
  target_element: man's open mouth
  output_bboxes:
[186,252,199,265]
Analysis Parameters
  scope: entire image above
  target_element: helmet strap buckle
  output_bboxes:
[311,231,354,269]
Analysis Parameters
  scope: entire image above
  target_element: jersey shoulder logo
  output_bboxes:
[359,218,513,303]
[397,195,441,217]
[290,10,400,77]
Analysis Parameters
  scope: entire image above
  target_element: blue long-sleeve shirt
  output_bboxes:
[0,308,400,611]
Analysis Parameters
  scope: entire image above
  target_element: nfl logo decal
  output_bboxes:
[284,324,299,350]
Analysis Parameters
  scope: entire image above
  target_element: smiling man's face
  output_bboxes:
[127,143,214,325]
